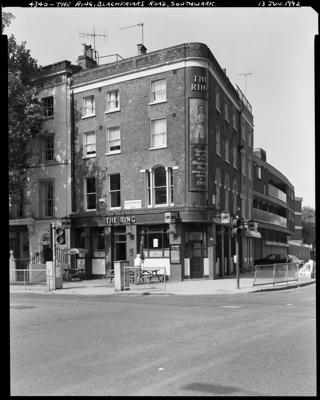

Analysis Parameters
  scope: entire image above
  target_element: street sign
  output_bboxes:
[221,212,230,224]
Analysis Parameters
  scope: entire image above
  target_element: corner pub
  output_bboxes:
[69,42,254,281]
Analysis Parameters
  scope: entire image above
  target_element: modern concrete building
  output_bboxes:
[252,148,310,262]
[69,42,255,280]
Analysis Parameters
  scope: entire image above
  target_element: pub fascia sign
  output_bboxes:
[105,215,136,225]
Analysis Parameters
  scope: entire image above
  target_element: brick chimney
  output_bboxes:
[77,44,97,70]
[137,43,147,55]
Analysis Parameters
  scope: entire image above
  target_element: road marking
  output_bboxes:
[219,306,242,309]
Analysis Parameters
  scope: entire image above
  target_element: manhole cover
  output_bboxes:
[10,305,35,310]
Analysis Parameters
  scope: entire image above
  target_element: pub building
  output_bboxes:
[69,42,255,281]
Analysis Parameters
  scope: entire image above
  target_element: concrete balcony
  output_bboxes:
[253,208,287,228]
[268,184,287,203]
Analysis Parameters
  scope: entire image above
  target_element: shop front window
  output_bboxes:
[138,225,169,258]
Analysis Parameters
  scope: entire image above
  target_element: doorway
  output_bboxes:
[189,240,203,278]
[112,227,127,261]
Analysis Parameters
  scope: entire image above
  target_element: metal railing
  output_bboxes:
[252,263,299,287]
[10,269,48,290]
[123,266,167,294]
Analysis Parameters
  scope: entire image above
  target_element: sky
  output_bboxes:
[4,5,318,209]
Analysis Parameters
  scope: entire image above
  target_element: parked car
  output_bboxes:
[254,254,304,266]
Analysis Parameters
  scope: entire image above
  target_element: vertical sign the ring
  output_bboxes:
[187,67,209,192]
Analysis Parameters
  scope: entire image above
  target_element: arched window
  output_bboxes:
[215,169,221,209]
[146,166,174,207]
[232,179,238,215]
[224,174,230,211]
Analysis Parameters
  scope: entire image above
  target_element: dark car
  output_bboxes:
[254,254,304,266]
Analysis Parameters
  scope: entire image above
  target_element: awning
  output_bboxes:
[245,230,261,238]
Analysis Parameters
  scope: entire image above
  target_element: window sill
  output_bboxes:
[216,107,221,114]
[106,151,121,156]
[149,146,168,151]
[82,154,96,159]
[105,109,120,114]
[216,152,221,157]
[86,209,97,212]
[42,115,54,120]
[110,207,121,210]
[225,160,231,164]
[149,100,167,106]
[81,114,96,119]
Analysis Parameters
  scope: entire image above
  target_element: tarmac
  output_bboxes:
[9,272,316,296]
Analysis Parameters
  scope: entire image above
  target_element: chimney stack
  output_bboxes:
[77,44,97,70]
[137,43,147,55]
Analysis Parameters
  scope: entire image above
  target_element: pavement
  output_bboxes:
[9,272,316,296]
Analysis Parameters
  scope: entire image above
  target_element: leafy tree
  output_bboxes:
[4,12,43,203]
[301,206,316,247]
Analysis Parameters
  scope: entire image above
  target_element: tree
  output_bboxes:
[301,206,316,247]
[4,12,43,203]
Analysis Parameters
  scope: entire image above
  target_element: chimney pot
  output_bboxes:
[137,43,147,55]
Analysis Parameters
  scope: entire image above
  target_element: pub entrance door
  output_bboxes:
[189,240,203,278]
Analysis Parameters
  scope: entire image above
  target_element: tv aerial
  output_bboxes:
[120,22,144,44]
[79,26,108,62]
[237,71,252,95]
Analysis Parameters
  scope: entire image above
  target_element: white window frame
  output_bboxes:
[257,165,262,179]
[150,79,166,104]
[106,126,121,154]
[241,118,246,141]
[106,89,120,113]
[150,118,167,149]
[85,177,96,211]
[82,95,95,118]
[145,166,174,208]
[83,131,96,158]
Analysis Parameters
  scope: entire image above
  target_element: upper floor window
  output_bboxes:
[83,131,96,157]
[146,166,174,207]
[216,126,221,155]
[241,118,246,141]
[40,134,54,162]
[42,96,53,117]
[215,168,221,210]
[151,79,166,103]
[85,177,96,210]
[248,126,253,147]
[232,107,237,130]
[224,174,230,212]
[40,180,54,217]
[225,137,230,163]
[107,126,121,154]
[216,87,221,112]
[232,179,238,214]
[106,90,120,112]
[248,156,252,180]
[256,165,262,179]
[232,143,237,168]
[241,151,246,176]
[83,95,95,117]
[110,174,121,208]
[151,118,167,149]
[224,100,229,122]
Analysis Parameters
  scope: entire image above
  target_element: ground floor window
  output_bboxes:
[92,227,105,258]
[137,225,169,257]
